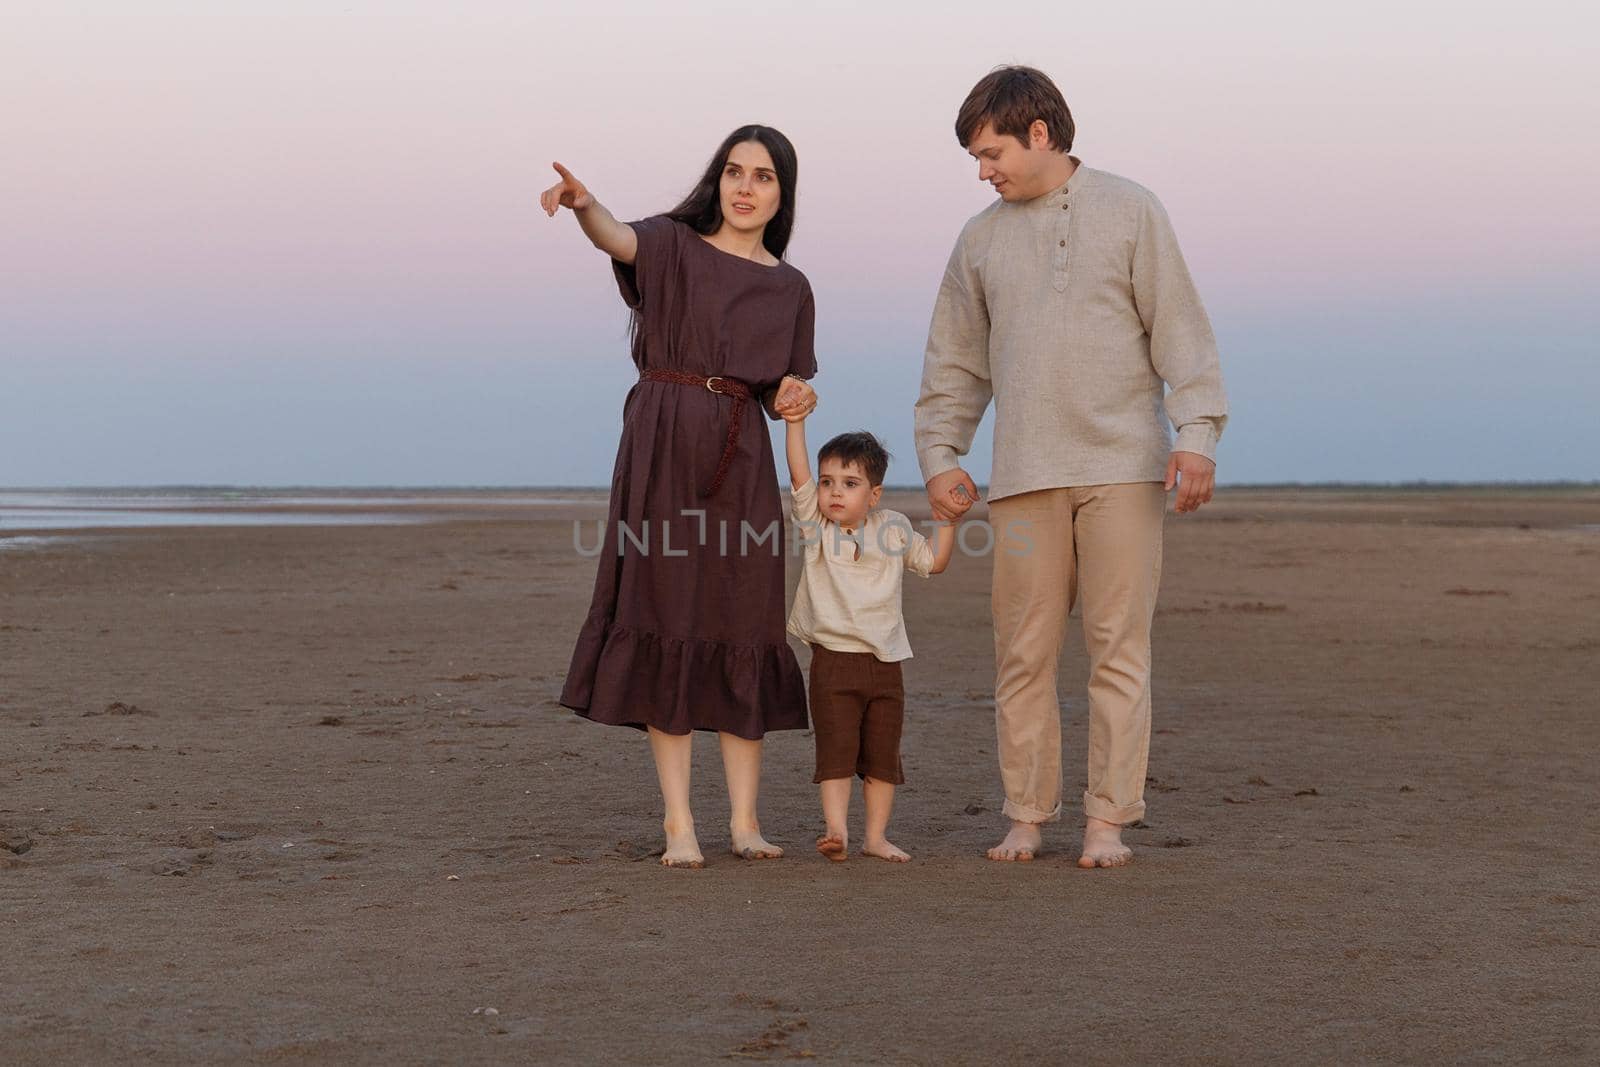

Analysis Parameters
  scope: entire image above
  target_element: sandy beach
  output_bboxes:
[2,487,1597,1064]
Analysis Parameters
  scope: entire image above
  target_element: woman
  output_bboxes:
[541,126,819,869]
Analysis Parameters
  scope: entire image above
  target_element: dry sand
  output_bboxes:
[2,487,1597,1063]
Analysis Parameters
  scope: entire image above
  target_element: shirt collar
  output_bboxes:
[1044,155,1087,204]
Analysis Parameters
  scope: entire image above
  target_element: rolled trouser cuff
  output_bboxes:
[1083,791,1145,826]
[1002,797,1061,824]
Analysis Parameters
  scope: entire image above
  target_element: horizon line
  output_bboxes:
[4,481,1599,493]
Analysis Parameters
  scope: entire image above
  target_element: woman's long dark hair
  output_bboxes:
[627,125,799,346]
[666,125,799,260]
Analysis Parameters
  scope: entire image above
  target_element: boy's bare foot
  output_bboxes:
[661,820,704,869]
[986,821,1041,862]
[861,839,910,863]
[730,823,783,860]
[1077,816,1133,868]
[815,833,849,862]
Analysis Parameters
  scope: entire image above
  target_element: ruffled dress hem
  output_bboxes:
[558,618,809,741]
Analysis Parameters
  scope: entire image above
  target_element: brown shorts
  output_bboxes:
[807,645,905,785]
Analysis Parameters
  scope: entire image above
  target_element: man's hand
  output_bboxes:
[926,467,980,523]
[1164,451,1216,513]
[773,376,817,422]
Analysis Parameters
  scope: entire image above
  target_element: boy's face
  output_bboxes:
[817,457,883,530]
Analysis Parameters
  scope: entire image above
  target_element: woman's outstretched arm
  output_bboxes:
[539,162,639,265]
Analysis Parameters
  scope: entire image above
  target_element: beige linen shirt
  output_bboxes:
[914,157,1228,501]
[785,478,935,662]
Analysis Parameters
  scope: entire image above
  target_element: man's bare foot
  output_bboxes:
[661,820,704,869]
[986,821,1041,862]
[1078,816,1133,869]
[815,833,848,862]
[861,839,910,863]
[730,823,783,860]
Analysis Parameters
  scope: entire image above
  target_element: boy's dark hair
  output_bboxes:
[955,65,1075,152]
[817,431,890,487]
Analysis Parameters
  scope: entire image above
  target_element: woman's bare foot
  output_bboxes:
[861,839,910,863]
[815,832,849,862]
[986,821,1041,862]
[1077,816,1132,868]
[661,820,704,869]
[730,823,783,860]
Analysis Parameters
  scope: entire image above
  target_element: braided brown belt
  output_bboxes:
[639,368,754,499]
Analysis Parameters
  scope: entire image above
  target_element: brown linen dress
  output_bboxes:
[558,215,816,739]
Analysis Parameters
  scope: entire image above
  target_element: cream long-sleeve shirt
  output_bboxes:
[785,478,935,662]
[914,157,1228,501]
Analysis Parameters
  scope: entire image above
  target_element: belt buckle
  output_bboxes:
[705,376,724,394]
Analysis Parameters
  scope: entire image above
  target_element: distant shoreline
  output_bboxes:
[5,484,1597,542]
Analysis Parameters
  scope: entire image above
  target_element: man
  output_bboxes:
[915,65,1228,868]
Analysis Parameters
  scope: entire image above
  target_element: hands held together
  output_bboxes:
[925,468,980,525]
[773,375,818,422]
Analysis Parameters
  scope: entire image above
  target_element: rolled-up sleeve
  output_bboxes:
[790,477,822,524]
[904,528,936,578]
[789,478,825,556]
[880,518,935,578]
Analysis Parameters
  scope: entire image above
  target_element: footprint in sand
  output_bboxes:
[151,849,213,876]
[83,701,156,717]
[729,994,813,1058]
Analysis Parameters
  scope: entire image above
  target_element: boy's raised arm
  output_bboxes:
[784,412,812,491]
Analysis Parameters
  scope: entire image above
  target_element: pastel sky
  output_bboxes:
[3,1,1596,487]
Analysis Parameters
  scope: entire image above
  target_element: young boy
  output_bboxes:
[784,414,960,862]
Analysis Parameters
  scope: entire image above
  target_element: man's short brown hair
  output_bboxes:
[955,65,1075,152]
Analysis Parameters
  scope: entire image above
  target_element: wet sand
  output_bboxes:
[2,488,1597,1063]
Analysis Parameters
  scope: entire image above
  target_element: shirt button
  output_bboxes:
[1061,202,1070,210]
[1059,239,1066,247]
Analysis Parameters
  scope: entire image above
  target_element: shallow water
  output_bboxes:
[0,508,437,531]
[0,488,594,543]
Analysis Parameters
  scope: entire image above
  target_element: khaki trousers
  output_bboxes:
[989,482,1165,825]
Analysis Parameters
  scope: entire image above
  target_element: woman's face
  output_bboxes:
[718,140,781,235]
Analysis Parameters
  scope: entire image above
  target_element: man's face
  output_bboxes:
[719,140,782,235]
[966,121,1044,202]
